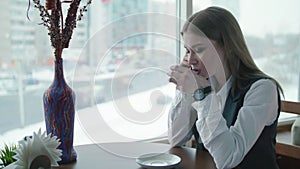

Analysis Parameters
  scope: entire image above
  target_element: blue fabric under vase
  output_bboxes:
[43,58,77,164]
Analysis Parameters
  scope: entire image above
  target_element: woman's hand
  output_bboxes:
[168,64,210,94]
[169,55,190,85]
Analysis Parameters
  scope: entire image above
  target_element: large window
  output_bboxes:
[0,0,178,147]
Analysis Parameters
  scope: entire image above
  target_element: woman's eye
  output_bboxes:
[185,49,190,54]
[194,47,203,53]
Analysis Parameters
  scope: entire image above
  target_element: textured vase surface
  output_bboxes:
[43,58,77,164]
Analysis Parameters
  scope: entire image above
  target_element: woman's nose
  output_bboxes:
[187,52,198,65]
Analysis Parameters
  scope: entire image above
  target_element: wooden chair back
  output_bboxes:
[276,100,300,162]
[281,101,300,115]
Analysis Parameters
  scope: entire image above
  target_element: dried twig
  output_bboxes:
[28,0,92,59]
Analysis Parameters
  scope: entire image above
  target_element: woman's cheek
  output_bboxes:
[200,51,216,76]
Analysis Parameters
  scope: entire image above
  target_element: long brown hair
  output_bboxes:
[182,6,283,95]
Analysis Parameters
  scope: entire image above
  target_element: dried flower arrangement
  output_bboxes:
[28,0,92,59]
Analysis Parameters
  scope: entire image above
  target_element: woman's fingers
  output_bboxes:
[168,65,184,86]
[168,70,180,84]
[168,77,177,84]
[168,64,211,93]
[170,65,188,73]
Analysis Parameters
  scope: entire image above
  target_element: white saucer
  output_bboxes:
[136,153,181,169]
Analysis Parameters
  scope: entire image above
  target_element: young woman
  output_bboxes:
[168,6,282,169]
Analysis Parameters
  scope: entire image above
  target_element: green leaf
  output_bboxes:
[0,144,17,167]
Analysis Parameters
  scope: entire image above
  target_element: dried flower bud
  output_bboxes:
[46,0,56,10]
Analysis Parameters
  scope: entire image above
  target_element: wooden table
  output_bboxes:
[53,142,216,169]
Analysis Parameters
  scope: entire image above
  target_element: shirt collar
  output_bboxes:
[216,76,232,98]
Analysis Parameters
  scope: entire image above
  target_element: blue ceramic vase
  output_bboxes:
[43,58,77,164]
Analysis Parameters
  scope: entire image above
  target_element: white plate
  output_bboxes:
[136,153,181,169]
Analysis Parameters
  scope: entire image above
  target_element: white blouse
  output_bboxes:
[168,78,279,169]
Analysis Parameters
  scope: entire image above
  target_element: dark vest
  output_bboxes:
[192,78,280,169]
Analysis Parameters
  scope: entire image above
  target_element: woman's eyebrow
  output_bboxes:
[184,44,205,50]
[184,43,206,49]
